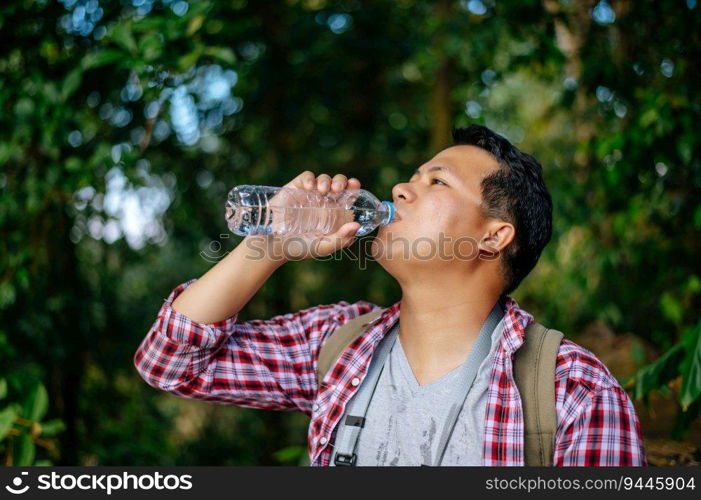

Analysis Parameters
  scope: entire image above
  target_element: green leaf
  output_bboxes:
[178,51,201,71]
[660,292,682,325]
[65,156,82,172]
[138,34,164,62]
[81,49,124,70]
[23,383,48,422]
[678,139,692,164]
[40,419,66,437]
[61,69,83,101]
[186,15,204,36]
[202,46,236,65]
[0,405,17,440]
[640,108,658,128]
[0,378,6,400]
[687,275,701,295]
[14,433,35,466]
[694,205,701,230]
[272,445,306,465]
[680,321,701,411]
[629,343,684,401]
[112,24,137,54]
[0,281,17,309]
[672,397,701,441]
[13,97,35,118]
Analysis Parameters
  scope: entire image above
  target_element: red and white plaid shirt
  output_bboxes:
[134,279,648,466]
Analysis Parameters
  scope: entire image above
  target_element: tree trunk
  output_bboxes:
[429,0,456,154]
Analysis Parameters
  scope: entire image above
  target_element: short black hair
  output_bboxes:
[452,124,553,297]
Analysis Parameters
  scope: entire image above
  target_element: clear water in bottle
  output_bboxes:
[225,185,396,237]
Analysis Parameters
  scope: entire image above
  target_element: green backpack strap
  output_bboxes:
[316,308,385,388]
[514,322,564,466]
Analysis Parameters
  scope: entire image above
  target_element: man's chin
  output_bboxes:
[369,240,414,267]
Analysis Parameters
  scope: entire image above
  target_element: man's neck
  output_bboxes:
[397,275,502,384]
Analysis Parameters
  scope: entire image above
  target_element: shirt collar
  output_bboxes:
[499,296,535,354]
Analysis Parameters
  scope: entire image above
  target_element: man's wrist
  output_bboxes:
[239,235,289,268]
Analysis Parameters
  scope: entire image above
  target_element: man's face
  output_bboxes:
[371,145,503,271]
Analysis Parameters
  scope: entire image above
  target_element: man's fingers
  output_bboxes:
[316,174,333,194]
[284,170,315,190]
[331,174,347,192]
[287,172,360,194]
[302,171,317,189]
[315,222,359,254]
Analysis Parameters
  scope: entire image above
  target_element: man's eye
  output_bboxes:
[431,178,446,186]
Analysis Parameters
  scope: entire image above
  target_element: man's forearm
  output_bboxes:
[171,236,285,324]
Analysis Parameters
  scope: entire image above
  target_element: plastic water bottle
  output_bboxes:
[225,184,396,237]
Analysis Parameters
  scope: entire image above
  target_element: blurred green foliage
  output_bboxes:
[0,0,699,464]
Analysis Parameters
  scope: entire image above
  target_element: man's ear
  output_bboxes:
[478,220,515,261]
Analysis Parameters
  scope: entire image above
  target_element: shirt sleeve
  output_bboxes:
[553,384,648,466]
[133,278,381,415]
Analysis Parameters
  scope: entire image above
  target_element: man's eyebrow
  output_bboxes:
[412,165,455,176]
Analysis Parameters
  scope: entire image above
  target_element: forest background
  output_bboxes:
[1,0,700,466]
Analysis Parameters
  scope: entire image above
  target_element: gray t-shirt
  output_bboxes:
[352,316,505,466]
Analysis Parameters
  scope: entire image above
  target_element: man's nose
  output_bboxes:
[391,182,415,204]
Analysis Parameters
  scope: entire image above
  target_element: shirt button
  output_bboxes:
[313,403,320,412]
[351,377,360,387]
[319,436,328,445]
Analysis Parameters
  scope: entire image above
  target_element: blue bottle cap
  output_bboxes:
[381,201,395,224]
